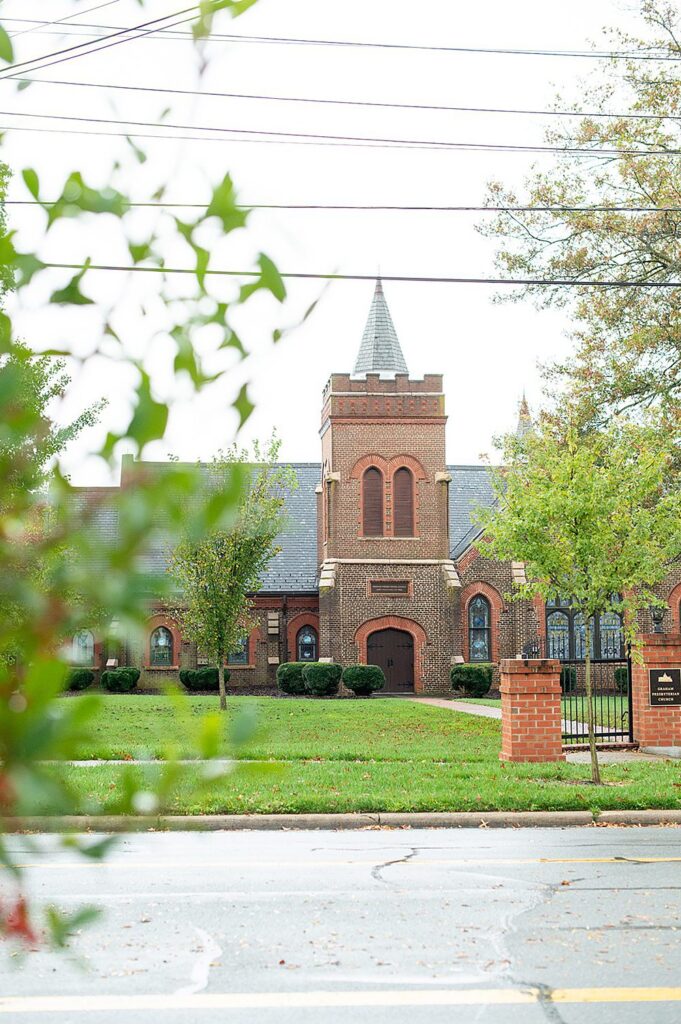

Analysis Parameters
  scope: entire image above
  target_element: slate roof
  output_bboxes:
[352,279,409,379]
[69,463,496,592]
[447,465,497,559]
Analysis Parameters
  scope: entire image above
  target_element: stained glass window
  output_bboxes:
[150,626,173,667]
[297,627,318,662]
[72,629,94,665]
[547,612,570,660]
[468,596,491,663]
[228,636,249,666]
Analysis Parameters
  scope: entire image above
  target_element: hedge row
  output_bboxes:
[450,663,494,698]
[179,667,232,692]
[276,662,385,698]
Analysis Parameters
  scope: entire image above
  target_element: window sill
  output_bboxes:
[227,665,256,671]
[359,536,420,541]
[145,666,180,671]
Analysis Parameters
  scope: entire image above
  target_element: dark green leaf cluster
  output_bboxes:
[450,663,494,697]
[101,668,140,693]
[341,664,385,697]
[276,662,309,695]
[65,669,95,692]
[179,667,226,692]
[302,663,343,697]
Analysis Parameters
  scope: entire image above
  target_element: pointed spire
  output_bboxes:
[352,279,409,379]
[516,391,533,438]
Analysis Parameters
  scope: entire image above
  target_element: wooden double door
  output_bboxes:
[367,628,414,693]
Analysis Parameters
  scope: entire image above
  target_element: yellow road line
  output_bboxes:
[3,987,681,1012]
[6,855,681,871]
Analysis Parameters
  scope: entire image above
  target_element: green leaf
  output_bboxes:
[17,79,32,92]
[128,372,169,450]
[125,136,147,164]
[22,169,39,200]
[206,174,248,234]
[0,25,14,63]
[232,382,254,431]
[50,264,94,306]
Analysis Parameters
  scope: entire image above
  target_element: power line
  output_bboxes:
[2,19,680,62]
[40,262,681,286]
[6,200,681,213]
[12,76,678,124]
[0,7,202,80]
[0,108,677,157]
[8,2,124,41]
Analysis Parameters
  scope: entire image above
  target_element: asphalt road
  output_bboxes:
[2,826,681,1023]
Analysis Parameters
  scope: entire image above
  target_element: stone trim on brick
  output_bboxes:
[350,452,427,540]
[354,615,428,693]
[286,612,320,663]
[460,581,506,664]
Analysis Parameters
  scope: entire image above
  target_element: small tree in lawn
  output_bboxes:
[480,415,680,784]
[170,438,296,711]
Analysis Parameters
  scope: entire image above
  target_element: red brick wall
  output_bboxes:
[631,634,681,747]
[499,659,565,762]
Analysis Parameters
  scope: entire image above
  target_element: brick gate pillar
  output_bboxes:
[499,659,565,763]
[631,634,681,754]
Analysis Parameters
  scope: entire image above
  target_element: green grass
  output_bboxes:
[46,695,680,815]
[71,696,500,763]
[46,759,681,815]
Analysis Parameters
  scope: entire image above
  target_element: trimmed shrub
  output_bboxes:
[276,662,308,696]
[101,667,140,693]
[179,667,223,692]
[451,663,494,698]
[560,666,577,694]
[66,669,95,692]
[342,664,385,697]
[614,666,629,694]
[302,662,343,697]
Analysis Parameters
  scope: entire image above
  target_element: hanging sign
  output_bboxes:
[649,668,681,706]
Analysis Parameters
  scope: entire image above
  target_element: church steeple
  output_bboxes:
[352,279,409,379]
[516,392,533,438]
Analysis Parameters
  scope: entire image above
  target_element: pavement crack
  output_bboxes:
[371,846,419,886]
[530,981,568,1024]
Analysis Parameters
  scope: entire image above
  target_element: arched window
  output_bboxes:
[72,629,94,665]
[547,612,570,660]
[468,595,491,662]
[150,626,173,667]
[297,626,318,662]
[545,600,623,660]
[228,636,249,666]
[393,467,414,537]
[362,467,384,537]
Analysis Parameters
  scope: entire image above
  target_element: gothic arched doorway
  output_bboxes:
[367,628,414,693]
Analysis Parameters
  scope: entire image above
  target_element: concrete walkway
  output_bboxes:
[409,697,666,763]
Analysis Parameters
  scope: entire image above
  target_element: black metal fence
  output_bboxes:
[521,638,633,745]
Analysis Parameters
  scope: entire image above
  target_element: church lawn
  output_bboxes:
[37,695,681,814]
[43,757,681,815]
[68,695,501,763]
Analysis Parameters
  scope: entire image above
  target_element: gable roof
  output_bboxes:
[352,279,409,379]
[447,465,496,559]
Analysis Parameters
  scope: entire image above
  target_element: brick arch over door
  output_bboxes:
[460,582,507,664]
[286,612,320,662]
[669,582,681,632]
[354,615,428,694]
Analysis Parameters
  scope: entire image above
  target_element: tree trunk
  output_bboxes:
[218,661,227,712]
[584,617,601,785]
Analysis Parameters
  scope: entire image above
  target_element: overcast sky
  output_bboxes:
[2,0,641,482]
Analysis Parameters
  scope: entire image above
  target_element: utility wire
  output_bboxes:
[41,263,681,286]
[8,2,124,40]
[0,108,677,157]
[6,200,681,213]
[12,76,679,124]
[2,19,680,62]
[0,6,202,79]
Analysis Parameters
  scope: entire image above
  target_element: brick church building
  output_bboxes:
[69,280,681,693]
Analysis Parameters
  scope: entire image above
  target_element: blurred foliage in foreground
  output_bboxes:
[0,0,287,949]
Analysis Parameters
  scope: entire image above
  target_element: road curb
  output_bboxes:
[4,809,680,831]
